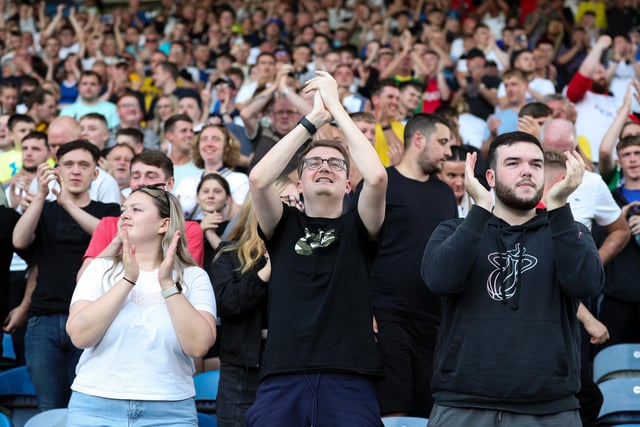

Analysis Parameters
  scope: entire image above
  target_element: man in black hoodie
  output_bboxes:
[422,131,604,426]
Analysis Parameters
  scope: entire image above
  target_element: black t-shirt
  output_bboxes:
[29,200,121,316]
[0,207,30,320]
[259,205,383,379]
[368,168,458,322]
[464,75,502,120]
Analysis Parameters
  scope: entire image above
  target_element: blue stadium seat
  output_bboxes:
[0,366,36,397]
[197,412,218,427]
[381,416,429,427]
[194,370,220,414]
[2,333,15,360]
[597,377,640,426]
[594,344,640,384]
[0,413,11,427]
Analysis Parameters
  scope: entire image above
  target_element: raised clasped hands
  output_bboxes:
[302,71,339,127]
[546,150,585,210]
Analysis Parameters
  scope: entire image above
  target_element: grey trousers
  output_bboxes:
[428,404,582,427]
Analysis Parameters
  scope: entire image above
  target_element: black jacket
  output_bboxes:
[209,241,268,367]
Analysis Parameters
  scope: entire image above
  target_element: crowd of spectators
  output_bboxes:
[0,0,640,425]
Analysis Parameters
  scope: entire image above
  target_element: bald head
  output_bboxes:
[540,119,576,152]
[48,116,81,158]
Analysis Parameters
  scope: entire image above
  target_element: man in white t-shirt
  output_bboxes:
[496,49,556,109]
[565,35,620,163]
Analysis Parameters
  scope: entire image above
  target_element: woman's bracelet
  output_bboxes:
[122,277,136,286]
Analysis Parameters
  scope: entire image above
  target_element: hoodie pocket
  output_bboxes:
[438,317,571,399]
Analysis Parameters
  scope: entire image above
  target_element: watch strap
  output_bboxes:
[298,117,317,135]
[162,282,183,299]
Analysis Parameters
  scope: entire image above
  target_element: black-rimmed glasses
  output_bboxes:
[302,157,347,172]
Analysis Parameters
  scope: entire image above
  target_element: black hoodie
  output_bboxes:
[421,204,604,414]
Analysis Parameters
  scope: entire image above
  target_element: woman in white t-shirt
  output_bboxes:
[65,185,217,426]
[174,124,249,219]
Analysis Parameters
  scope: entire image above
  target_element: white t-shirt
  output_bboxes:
[70,258,216,401]
[568,170,621,231]
[563,88,620,163]
[496,77,556,103]
[174,170,249,219]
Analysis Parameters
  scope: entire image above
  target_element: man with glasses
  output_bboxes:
[246,71,387,426]
[107,94,160,151]
[79,151,205,277]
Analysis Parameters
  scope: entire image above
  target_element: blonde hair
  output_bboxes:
[218,176,293,273]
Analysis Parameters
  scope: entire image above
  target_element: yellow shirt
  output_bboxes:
[575,1,607,30]
[0,149,22,183]
[374,121,405,167]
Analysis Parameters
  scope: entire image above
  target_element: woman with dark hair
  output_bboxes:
[195,173,242,269]
[66,186,217,426]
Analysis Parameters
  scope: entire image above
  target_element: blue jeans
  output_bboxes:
[67,391,198,426]
[25,314,83,411]
[217,363,261,427]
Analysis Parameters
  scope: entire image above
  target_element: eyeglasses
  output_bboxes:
[146,38,159,43]
[273,110,297,117]
[302,157,347,172]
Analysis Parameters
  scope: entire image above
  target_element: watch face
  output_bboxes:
[176,282,183,292]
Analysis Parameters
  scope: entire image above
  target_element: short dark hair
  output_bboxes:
[297,139,350,177]
[179,93,203,112]
[24,88,53,109]
[22,130,49,148]
[116,127,144,146]
[197,173,231,196]
[511,49,532,69]
[487,131,543,169]
[164,113,193,134]
[107,142,136,157]
[131,151,174,178]
[79,70,103,85]
[447,145,471,162]
[8,114,35,131]
[159,61,179,80]
[519,102,552,118]
[0,81,18,94]
[80,112,108,128]
[399,80,424,93]
[404,113,451,148]
[56,139,101,164]
[616,134,640,153]
[372,79,398,97]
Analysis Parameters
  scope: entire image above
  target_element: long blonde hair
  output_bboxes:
[217,176,294,273]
